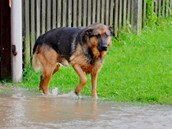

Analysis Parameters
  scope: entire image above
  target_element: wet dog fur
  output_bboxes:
[32,23,114,99]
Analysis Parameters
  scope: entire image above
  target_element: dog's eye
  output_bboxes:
[89,35,96,38]
[104,33,109,38]
[90,34,100,38]
[95,34,101,37]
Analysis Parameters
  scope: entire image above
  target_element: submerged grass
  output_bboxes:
[20,17,172,104]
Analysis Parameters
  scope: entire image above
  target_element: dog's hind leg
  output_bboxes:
[40,63,60,94]
[39,63,59,94]
[73,64,87,95]
[37,46,59,94]
[39,75,44,91]
[39,65,54,94]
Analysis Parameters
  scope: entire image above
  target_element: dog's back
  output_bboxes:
[33,27,82,61]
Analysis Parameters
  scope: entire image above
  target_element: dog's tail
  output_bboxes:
[32,36,43,72]
[32,53,42,72]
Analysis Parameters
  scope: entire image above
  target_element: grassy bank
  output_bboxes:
[21,17,172,104]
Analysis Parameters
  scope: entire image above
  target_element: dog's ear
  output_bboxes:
[109,26,115,36]
[85,29,94,36]
[81,29,93,44]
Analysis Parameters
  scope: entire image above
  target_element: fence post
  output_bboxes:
[24,0,30,66]
[11,0,23,82]
[132,0,143,34]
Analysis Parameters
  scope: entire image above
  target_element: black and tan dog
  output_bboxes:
[32,23,114,98]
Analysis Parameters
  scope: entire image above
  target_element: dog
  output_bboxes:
[32,23,114,99]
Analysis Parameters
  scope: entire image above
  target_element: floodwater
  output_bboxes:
[0,86,172,129]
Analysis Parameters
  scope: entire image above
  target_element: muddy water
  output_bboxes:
[0,86,172,129]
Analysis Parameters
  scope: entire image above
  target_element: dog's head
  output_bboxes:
[83,23,114,58]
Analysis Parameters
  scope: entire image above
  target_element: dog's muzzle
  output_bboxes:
[101,45,107,51]
[99,44,107,51]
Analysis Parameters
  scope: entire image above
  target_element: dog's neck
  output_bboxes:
[87,48,95,64]
[84,47,104,65]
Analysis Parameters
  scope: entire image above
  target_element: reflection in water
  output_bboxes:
[0,87,104,128]
[10,94,25,126]
[25,97,98,123]
[0,86,172,129]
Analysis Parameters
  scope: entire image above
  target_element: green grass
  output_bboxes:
[20,17,172,104]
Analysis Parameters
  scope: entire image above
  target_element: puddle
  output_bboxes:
[0,86,172,129]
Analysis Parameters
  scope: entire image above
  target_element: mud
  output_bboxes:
[0,86,172,129]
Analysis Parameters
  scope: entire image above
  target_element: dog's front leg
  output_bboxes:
[73,64,87,96]
[91,71,99,99]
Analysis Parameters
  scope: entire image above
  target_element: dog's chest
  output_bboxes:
[70,45,104,73]
[71,54,103,73]
[81,61,102,73]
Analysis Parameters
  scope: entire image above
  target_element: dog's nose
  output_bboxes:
[101,45,107,51]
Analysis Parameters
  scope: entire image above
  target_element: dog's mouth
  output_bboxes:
[101,46,107,51]
[98,46,108,52]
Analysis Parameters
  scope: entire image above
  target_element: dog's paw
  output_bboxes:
[52,87,58,96]
[92,94,99,100]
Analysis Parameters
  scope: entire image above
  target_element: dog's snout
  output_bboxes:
[99,42,108,51]
[98,46,107,51]
[101,45,107,51]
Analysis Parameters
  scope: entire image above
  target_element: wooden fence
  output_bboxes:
[23,0,172,65]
